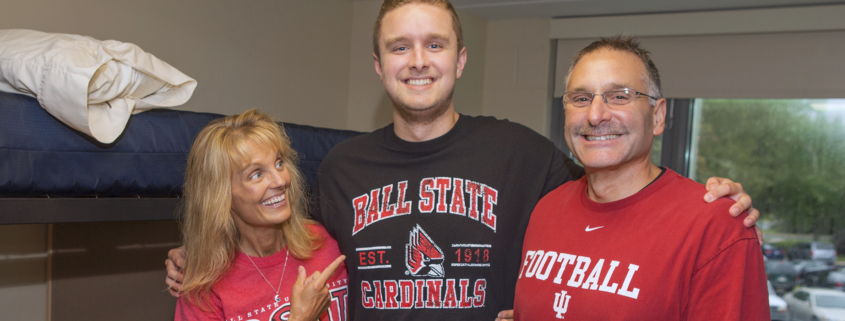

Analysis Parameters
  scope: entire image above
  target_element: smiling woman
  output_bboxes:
[229,139,294,235]
[175,109,348,321]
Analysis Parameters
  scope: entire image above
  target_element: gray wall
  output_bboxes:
[481,18,554,136]
[555,31,845,99]
[1,0,354,129]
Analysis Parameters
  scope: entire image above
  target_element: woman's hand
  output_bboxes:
[288,255,346,321]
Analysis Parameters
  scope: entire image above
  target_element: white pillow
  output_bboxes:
[0,29,197,143]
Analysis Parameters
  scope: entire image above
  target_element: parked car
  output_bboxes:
[763,243,786,260]
[794,260,832,275]
[789,242,838,265]
[800,266,836,288]
[768,281,790,321]
[767,260,798,294]
[788,243,808,260]
[783,288,845,321]
[829,267,845,291]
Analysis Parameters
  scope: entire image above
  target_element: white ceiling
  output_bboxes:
[447,0,845,20]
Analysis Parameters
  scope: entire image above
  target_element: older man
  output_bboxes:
[512,36,769,320]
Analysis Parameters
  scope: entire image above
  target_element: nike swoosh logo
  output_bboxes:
[585,225,604,232]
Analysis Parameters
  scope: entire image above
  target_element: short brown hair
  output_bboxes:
[565,35,662,101]
[373,0,464,58]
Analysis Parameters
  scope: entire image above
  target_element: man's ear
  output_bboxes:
[455,47,467,79]
[653,98,667,136]
[373,52,384,81]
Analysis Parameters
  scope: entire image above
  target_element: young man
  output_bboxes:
[167,1,760,320]
[513,37,769,320]
[312,3,581,320]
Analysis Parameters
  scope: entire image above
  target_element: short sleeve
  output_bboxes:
[683,238,769,320]
[174,293,225,321]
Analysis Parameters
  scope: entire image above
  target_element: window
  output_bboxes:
[817,243,835,250]
[815,295,845,309]
[689,99,845,236]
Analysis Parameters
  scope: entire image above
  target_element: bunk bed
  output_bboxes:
[0,90,362,224]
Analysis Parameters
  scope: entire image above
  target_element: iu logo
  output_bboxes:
[553,290,572,319]
[405,225,445,277]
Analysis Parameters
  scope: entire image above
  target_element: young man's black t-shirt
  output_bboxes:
[313,114,583,320]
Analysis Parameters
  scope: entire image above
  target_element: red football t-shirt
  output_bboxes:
[513,170,768,320]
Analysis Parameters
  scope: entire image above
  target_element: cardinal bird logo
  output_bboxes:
[405,225,445,277]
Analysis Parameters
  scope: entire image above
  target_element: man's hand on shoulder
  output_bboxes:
[166,246,186,297]
[703,177,763,245]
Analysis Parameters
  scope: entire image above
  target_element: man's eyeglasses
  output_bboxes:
[562,88,658,108]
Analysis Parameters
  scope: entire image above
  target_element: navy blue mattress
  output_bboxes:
[0,91,361,197]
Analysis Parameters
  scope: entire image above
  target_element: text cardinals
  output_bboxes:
[351,178,499,235]
[360,278,487,309]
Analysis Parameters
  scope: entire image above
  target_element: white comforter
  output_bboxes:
[0,29,197,143]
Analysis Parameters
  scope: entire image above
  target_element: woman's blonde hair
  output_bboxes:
[179,109,321,308]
